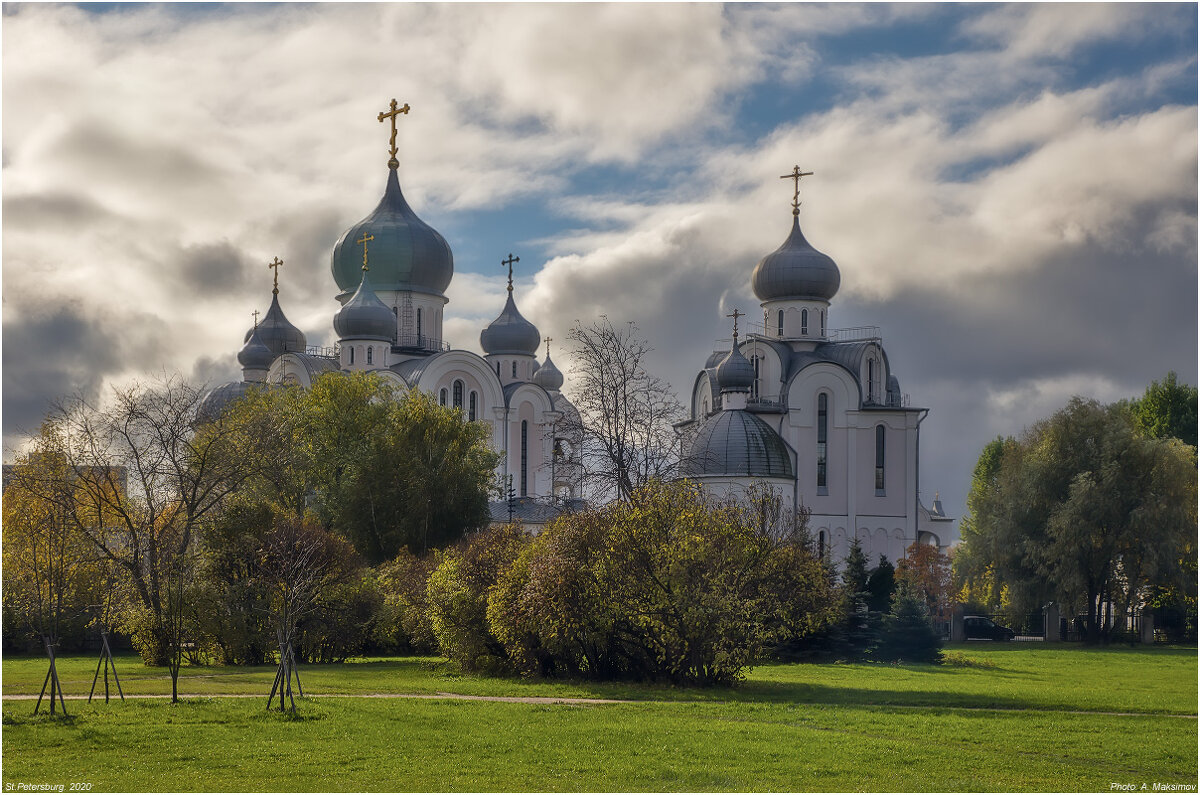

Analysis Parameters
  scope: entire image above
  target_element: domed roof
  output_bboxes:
[333,270,396,342]
[533,353,564,391]
[480,292,540,356]
[751,215,840,302]
[680,410,794,480]
[197,381,254,424]
[237,328,274,371]
[245,293,306,357]
[715,342,755,393]
[331,167,454,298]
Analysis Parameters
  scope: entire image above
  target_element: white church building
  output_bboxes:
[677,169,953,563]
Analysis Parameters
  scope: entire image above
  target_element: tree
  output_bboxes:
[955,397,1196,642]
[897,541,954,625]
[866,556,896,614]
[562,319,684,501]
[876,584,943,664]
[29,376,267,701]
[1130,371,1198,447]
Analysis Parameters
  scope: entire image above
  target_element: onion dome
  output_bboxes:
[197,381,253,424]
[480,292,540,356]
[330,167,454,298]
[244,293,306,356]
[533,353,564,391]
[237,327,274,371]
[715,342,754,394]
[333,270,396,342]
[751,215,841,302]
[680,410,794,479]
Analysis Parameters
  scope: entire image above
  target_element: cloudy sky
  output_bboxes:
[4,2,1196,527]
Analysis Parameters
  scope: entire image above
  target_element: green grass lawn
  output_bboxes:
[3,644,1196,792]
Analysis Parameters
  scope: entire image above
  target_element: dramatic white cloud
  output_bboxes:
[4,2,1195,527]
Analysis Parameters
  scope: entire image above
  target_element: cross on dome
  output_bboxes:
[377,99,410,169]
[726,308,743,341]
[544,336,552,356]
[357,233,374,271]
[780,165,814,216]
[252,309,260,329]
[502,253,520,293]
[268,257,283,295]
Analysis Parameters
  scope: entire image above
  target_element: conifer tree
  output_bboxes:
[877,583,943,664]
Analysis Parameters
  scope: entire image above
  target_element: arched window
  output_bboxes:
[875,424,886,495]
[817,393,828,494]
[496,361,501,376]
[366,347,373,365]
[469,392,477,422]
[801,308,809,335]
[702,398,709,415]
[867,358,877,403]
[512,361,518,379]
[520,420,529,497]
[777,309,784,337]
[439,388,447,406]
[750,355,761,400]
[453,379,464,409]
[416,308,423,340]
[818,530,826,558]
[349,347,355,365]
[820,309,826,336]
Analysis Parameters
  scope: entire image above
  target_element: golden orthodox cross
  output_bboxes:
[357,233,374,271]
[252,309,260,329]
[502,253,520,292]
[780,165,814,215]
[727,308,743,340]
[268,257,283,295]
[377,98,410,167]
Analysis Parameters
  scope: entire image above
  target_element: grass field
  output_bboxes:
[3,644,1196,792]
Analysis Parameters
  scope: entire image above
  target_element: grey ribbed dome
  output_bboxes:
[533,354,564,391]
[680,410,794,479]
[197,381,253,424]
[244,294,306,356]
[237,328,273,371]
[333,270,396,342]
[751,215,840,302]
[715,343,754,393]
[480,292,540,355]
[331,167,454,298]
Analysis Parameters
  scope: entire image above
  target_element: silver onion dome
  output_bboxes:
[715,342,755,394]
[480,292,540,356]
[333,270,397,342]
[237,327,274,371]
[533,353,564,391]
[751,215,841,302]
[244,293,307,356]
[197,381,254,424]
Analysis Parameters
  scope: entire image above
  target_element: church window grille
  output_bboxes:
[520,420,529,497]
[439,388,447,406]
[469,392,477,422]
[453,380,464,410]
[875,425,886,495]
[801,309,809,335]
[817,393,828,494]
[366,347,373,365]
[777,310,784,337]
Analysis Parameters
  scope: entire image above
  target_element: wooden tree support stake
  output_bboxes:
[88,630,125,703]
[35,637,68,716]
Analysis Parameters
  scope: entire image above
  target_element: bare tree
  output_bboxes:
[32,376,266,702]
[563,319,684,501]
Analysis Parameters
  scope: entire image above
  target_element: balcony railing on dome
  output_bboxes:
[305,345,340,360]
[826,325,882,344]
[392,334,451,353]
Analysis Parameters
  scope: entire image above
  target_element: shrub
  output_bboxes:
[373,549,438,653]
[876,583,943,664]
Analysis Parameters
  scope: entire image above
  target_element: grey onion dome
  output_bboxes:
[333,270,397,342]
[197,381,253,424]
[680,410,794,479]
[751,215,841,302]
[237,328,274,370]
[533,353,564,391]
[715,342,755,394]
[480,292,540,355]
[330,167,454,298]
[244,293,307,356]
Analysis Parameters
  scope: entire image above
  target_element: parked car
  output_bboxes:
[963,615,1016,640]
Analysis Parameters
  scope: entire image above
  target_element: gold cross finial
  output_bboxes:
[377,98,410,169]
[252,309,260,329]
[502,253,519,293]
[356,233,374,272]
[727,308,743,341]
[268,257,283,295]
[780,165,814,216]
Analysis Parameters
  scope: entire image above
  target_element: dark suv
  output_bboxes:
[963,615,1016,640]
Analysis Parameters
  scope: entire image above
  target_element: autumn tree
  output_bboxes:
[562,319,684,501]
[897,541,954,624]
